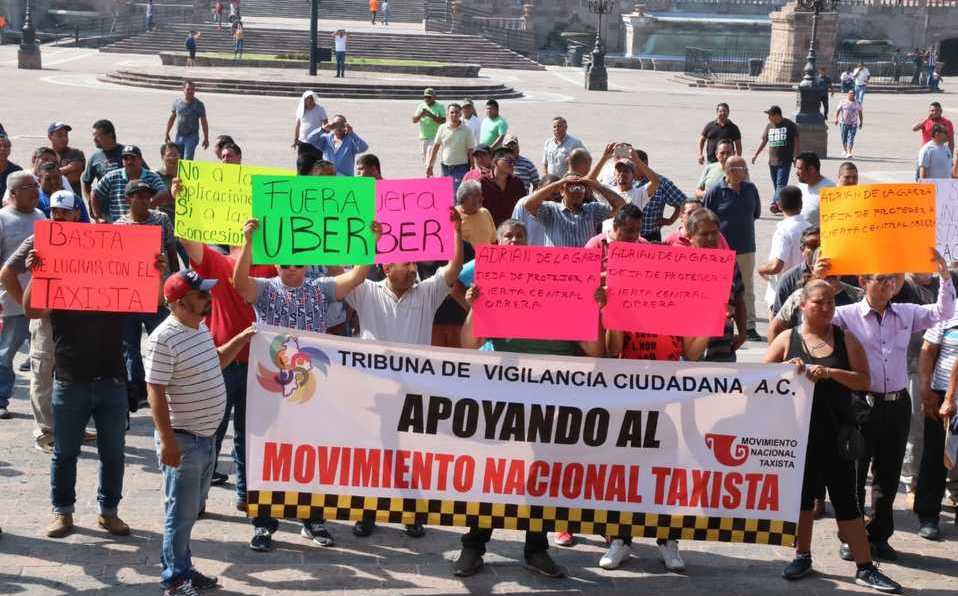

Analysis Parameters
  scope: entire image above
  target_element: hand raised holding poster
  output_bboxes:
[30,221,162,313]
[603,242,736,337]
[375,177,454,264]
[175,160,293,246]
[472,245,602,341]
[251,175,376,265]
[820,183,936,275]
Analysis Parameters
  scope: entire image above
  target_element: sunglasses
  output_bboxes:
[565,184,586,193]
[279,265,305,270]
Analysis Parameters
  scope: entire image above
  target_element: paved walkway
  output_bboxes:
[0,44,956,595]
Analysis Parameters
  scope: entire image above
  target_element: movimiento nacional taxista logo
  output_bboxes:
[705,433,798,469]
[256,335,330,404]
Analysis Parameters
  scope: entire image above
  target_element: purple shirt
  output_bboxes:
[833,277,955,393]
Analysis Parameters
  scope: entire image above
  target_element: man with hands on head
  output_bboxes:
[524,173,626,248]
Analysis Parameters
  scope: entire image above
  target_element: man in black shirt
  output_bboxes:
[0,135,22,200]
[81,120,133,205]
[698,102,742,164]
[751,105,800,213]
[23,249,167,540]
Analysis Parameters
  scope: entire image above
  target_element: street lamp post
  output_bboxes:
[794,0,838,157]
[309,0,319,75]
[585,0,615,91]
[18,0,41,70]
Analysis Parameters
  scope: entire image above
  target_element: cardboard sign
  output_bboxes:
[472,245,602,341]
[820,183,936,275]
[603,242,736,337]
[251,175,376,265]
[375,177,454,264]
[30,221,161,313]
[175,160,293,247]
[929,178,958,262]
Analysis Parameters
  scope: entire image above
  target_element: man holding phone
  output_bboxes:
[412,89,446,166]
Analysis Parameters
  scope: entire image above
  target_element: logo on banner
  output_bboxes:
[256,334,330,404]
[705,433,750,467]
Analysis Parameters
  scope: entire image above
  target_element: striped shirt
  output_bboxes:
[640,176,687,240]
[92,167,167,223]
[924,317,958,391]
[254,276,336,333]
[512,155,540,193]
[534,201,611,248]
[144,317,226,437]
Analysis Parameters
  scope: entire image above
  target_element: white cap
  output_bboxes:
[50,190,80,210]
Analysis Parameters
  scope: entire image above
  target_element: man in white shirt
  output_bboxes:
[758,186,809,314]
[461,99,482,145]
[853,62,871,104]
[345,209,463,538]
[794,152,834,227]
[542,117,585,177]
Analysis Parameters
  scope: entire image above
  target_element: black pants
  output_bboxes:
[914,391,950,522]
[854,395,911,543]
[820,97,829,118]
[461,526,547,557]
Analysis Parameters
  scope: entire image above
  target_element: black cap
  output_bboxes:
[121,144,142,158]
[764,105,783,116]
[124,179,153,196]
[473,144,492,155]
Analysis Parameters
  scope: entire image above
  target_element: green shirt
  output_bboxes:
[415,101,446,140]
[697,162,725,192]
[480,116,509,146]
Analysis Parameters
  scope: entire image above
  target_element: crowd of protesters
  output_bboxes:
[3,84,958,596]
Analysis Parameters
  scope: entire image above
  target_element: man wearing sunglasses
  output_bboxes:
[820,251,954,561]
[232,217,380,551]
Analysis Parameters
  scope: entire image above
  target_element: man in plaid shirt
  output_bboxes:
[634,149,686,242]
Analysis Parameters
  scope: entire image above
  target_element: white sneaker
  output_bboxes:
[658,540,686,572]
[599,538,631,569]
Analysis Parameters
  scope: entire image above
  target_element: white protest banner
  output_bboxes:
[246,326,813,546]
[929,178,958,262]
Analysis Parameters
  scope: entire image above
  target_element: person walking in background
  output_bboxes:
[232,22,244,60]
[330,29,352,77]
[835,90,863,159]
[911,48,925,86]
[212,2,224,29]
[145,0,155,31]
[413,89,446,166]
[381,0,390,25]
[164,81,209,161]
[818,67,833,118]
[369,0,380,25]
[751,105,799,213]
[184,30,199,67]
[853,62,871,104]
[292,91,328,165]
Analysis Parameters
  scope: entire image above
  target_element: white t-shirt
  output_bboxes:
[345,270,451,345]
[600,182,650,234]
[334,34,347,52]
[854,67,870,85]
[796,176,834,227]
[298,105,328,142]
[463,115,482,145]
[144,318,227,438]
[764,215,811,310]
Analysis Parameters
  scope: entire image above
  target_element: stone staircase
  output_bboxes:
[239,0,425,23]
[100,23,545,70]
[99,69,523,99]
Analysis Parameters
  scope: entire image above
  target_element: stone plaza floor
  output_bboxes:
[0,44,956,594]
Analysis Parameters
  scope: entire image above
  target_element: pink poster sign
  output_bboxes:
[603,242,736,337]
[472,245,602,342]
[375,177,454,264]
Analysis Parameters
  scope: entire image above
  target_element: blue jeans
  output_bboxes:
[176,134,199,160]
[768,163,791,205]
[0,314,31,407]
[123,306,169,385]
[854,84,867,104]
[51,378,127,515]
[212,362,247,498]
[335,51,346,77]
[441,163,470,194]
[840,124,858,149]
[157,430,215,587]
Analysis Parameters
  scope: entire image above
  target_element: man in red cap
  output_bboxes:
[144,270,255,596]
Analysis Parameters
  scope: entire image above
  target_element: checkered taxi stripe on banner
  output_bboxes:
[246,491,796,546]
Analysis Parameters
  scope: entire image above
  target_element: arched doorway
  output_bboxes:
[939,38,958,75]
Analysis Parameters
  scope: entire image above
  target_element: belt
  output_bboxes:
[173,429,205,439]
[866,390,908,403]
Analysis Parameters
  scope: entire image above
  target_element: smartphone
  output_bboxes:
[613,143,632,159]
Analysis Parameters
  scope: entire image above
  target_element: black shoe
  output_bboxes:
[453,547,484,577]
[210,472,228,486]
[235,497,248,512]
[405,523,425,538]
[870,541,898,561]
[249,526,274,552]
[301,522,335,546]
[839,542,854,561]
[746,329,764,342]
[855,565,902,593]
[352,520,374,537]
[523,551,565,578]
[189,569,219,591]
[918,520,941,541]
[782,555,813,580]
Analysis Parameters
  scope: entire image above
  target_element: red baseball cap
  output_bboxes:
[163,270,218,302]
